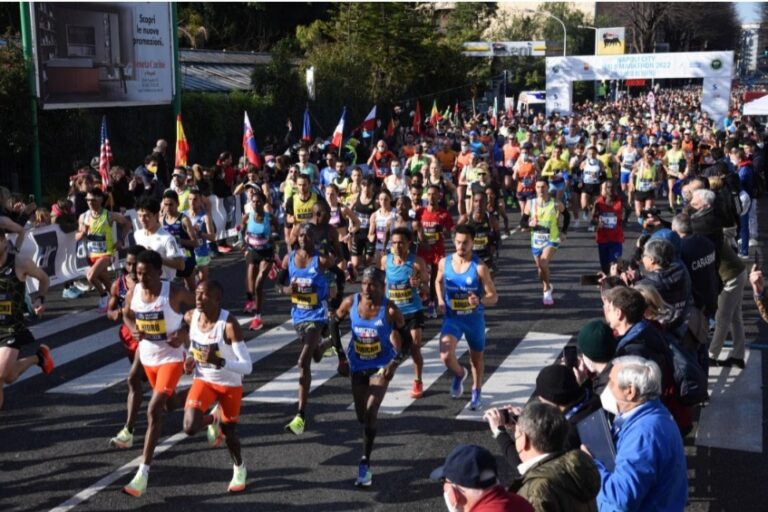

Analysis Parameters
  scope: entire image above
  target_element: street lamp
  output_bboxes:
[524,8,566,57]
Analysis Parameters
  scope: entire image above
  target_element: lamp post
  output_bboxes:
[578,25,599,101]
[524,8,567,57]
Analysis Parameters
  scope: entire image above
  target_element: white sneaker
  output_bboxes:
[572,219,581,229]
[749,239,759,248]
[73,280,91,292]
[581,211,589,222]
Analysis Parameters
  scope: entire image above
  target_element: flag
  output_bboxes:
[506,102,514,120]
[412,100,423,135]
[331,107,346,148]
[175,114,189,167]
[490,97,498,128]
[98,115,112,187]
[360,105,377,132]
[385,118,395,138]
[302,107,312,142]
[442,105,451,119]
[429,100,442,126]
[243,111,262,168]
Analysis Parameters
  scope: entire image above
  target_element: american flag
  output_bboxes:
[99,115,111,187]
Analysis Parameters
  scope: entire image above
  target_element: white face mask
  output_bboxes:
[600,386,620,416]
[583,355,596,373]
[443,491,463,512]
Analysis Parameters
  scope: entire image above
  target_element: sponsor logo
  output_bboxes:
[711,59,722,70]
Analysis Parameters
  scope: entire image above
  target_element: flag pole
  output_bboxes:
[19,3,41,201]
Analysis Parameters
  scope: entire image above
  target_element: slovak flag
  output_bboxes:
[98,115,112,187]
[331,107,346,148]
[302,107,312,141]
[360,105,377,132]
[243,111,262,168]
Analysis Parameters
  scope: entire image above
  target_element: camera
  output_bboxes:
[499,408,518,424]
[639,207,660,219]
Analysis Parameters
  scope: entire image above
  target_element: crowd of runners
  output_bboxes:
[0,84,766,508]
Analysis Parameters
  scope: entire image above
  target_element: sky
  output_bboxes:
[736,2,762,24]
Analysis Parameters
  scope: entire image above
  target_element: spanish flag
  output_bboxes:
[175,114,189,167]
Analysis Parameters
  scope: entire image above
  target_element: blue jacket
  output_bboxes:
[595,399,688,512]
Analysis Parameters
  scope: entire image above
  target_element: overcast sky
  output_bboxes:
[736,2,762,23]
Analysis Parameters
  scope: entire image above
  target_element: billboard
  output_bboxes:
[545,51,734,124]
[595,27,625,55]
[463,41,547,57]
[30,2,174,110]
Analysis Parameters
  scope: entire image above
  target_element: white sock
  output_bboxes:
[138,464,150,477]
[234,462,245,470]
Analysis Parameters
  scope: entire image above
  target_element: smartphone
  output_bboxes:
[580,274,601,286]
[500,409,518,424]
[563,345,578,368]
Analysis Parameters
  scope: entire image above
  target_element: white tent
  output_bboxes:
[743,94,768,116]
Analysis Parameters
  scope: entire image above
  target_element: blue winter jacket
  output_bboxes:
[594,399,688,512]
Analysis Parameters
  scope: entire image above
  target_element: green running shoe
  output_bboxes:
[228,464,247,492]
[285,414,305,435]
[109,427,133,449]
[207,408,224,448]
[123,472,147,497]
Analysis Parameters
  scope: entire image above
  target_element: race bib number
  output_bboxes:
[358,214,370,229]
[522,176,534,187]
[532,231,550,248]
[668,163,680,175]
[0,300,11,316]
[190,340,221,369]
[599,213,617,229]
[291,278,318,309]
[388,284,413,305]
[583,170,600,184]
[136,311,167,342]
[474,235,488,250]
[353,327,382,359]
[424,226,440,242]
[450,295,473,315]
[637,179,654,192]
[87,234,107,254]
[246,233,267,248]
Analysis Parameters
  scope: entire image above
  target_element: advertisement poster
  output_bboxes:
[30,2,174,109]
[595,27,625,55]
[463,41,547,57]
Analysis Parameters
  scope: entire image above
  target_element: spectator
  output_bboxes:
[430,444,534,512]
[109,166,136,212]
[637,237,691,335]
[508,402,600,512]
[68,173,94,217]
[151,139,170,185]
[575,319,619,396]
[586,355,688,512]
[750,264,768,323]
[33,207,51,228]
[134,154,164,201]
[729,148,754,257]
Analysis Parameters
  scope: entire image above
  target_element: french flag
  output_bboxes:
[331,107,346,149]
[360,105,376,132]
[243,111,262,168]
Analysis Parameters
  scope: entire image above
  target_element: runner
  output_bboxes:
[0,237,53,410]
[368,189,396,262]
[331,266,412,486]
[617,135,640,219]
[122,249,195,497]
[162,190,199,291]
[284,174,323,242]
[133,197,186,282]
[417,184,455,318]
[591,181,625,273]
[325,183,360,280]
[458,192,500,274]
[579,145,606,230]
[350,177,377,274]
[188,187,216,284]
[629,148,661,222]
[540,145,569,204]
[379,227,429,398]
[75,187,132,312]
[435,225,498,410]
[277,223,334,435]
[182,279,253,493]
[663,137,686,213]
[107,244,147,449]
[367,140,397,187]
[485,186,511,240]
[521,177,566,306]
[240,189,279,330]
[512,143,539,214]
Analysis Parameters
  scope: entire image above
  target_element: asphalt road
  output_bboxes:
[0,201,765,512]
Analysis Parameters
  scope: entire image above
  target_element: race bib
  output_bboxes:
[358,214,370,229]
[246,233,268,248]
[353,327,382,359]
[599,213,617,229]
[450,295,473,314]
[388,283,413,305]
[532,231,550,248]
[583,170,600,184]
[291,278,318,309]
[522,176,534,187]
[474,235,488,250]
[668,163,680,174]
[637,179,654,192]
[136,311,167,342]
[87,234,107,254]
[190,340,222,369]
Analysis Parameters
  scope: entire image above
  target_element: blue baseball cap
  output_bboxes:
[430,444,498,489]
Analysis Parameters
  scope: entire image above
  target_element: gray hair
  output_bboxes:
[671,213,692,236]
[643,238,674,268]
[517,402,569,454]
[692,188,716,207]
[612,355,662,403]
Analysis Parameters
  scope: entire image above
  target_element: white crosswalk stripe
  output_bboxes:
[456,331,571,422]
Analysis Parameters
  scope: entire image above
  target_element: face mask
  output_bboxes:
[392,167,402,176]
[600,386,620,416]
[147,164,158,174]
[443,491,462,512]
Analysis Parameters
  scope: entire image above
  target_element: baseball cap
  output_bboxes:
[534,364,583,406]
[430,444,498,489]
[577,319,617,363]
[469,130,478,136]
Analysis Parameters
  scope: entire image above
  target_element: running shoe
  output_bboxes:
[62,286,82,300]
[337,358,350,377]
[581,211,589,222]
[243,300,256,313]
[109,427,134,449]
[354,461,372,487]
[123,472,147,497]
[98,295,109,313]
[572,218,581,229]
[285,414,305,435]
[738,252,750,260]
[426,304,437,319]
[543,289,554,307]
[249,315,263,331]
[750,239,759,248]
[36,344,54,375]
[323,344,337,358]
[469,388,482,411]
[505,196,514,207]
[410,379,424,399]
[73,280,91,292]
[450,367,468,399]
[228,464,247,493]
[207,407,224,448]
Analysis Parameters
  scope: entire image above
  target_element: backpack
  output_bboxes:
[666,334,709,406]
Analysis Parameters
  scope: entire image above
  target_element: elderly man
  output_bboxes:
[431,444,534,512]
[586,355,688,512]
[636,238,691,336]
[509,402,600,512]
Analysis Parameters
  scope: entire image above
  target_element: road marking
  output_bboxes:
[456,331,571,422]
[30,308,102,340]
[243,333,350,404]
[47,317,294,395]
[696,348,762,453]
[49,431,188,512]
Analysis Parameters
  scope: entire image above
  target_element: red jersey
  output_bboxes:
[417,206,454,259]
[594,195,624,244]
[372,150,398,179]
